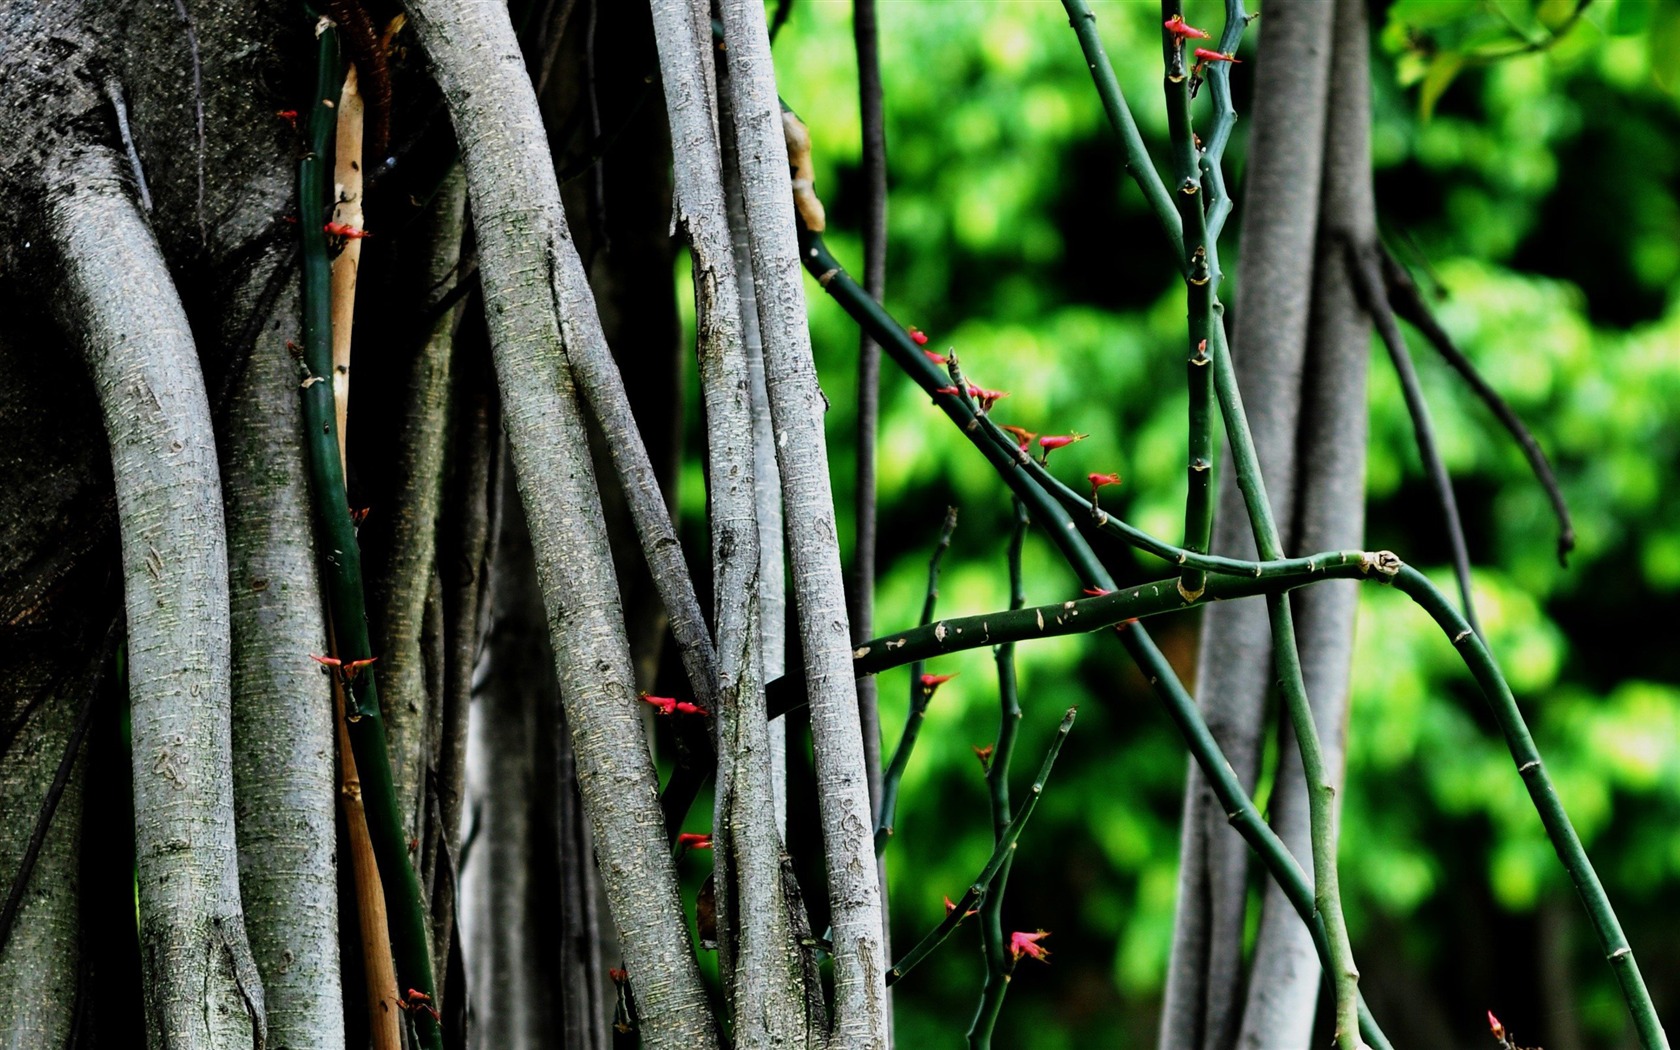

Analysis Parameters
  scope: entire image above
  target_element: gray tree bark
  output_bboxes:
[224,276,344,1050]
[403,2,718,1045]
[51,147,264,1049]
[718,1,888,1044]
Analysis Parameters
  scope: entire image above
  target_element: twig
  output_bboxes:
[888,708,1076,987]
[1347,241,1482,636]
[1381,246,1575,564]
[874,507,958,854]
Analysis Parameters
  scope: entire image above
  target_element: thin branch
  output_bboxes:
[1380,245,1575,564]
[874,508,958,853]
[886,708,1077,987]
[967,499,1029,1049]
[1393,566,1668,1050]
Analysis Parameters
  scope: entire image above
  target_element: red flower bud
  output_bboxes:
[934,385,961,397]
[1000,425,1037,451]
[924,349,950,365]
[972,744,994,771]
[609,968,629,984]
[1038,433,1088,460]
[1081,587,1112,597]
[677,832,713,851]
[324,221,371,239]
[1193,48,1240,63]
[1163,14,1211,40]
[920,672,957,695]
[945,895,979,919]
[909,326,930,346]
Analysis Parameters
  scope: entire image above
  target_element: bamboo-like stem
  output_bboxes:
[1161,0,1215,603]
[1393,567,1670,1050]
[1207,307,1365,1049]
[967,499,1029,1049]
[1380,246,1575,563]
[887,708,1076,987]
[1348,243,1482,636]
[874,508,958,854]
[1058,0,1183,266]
[801,230,1396,1050]
[1200,0,1249,247]
[299,27,441,1050]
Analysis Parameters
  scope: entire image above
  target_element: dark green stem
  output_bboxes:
[887,708,1076,988]
[299,26,441,1050]
[1058,0,1183,268]
[854,552,1384,676]
[1161,0,1216,603]
[1394,567,1670,1050]
[875,507,959,855]
[967,500,1029,1049]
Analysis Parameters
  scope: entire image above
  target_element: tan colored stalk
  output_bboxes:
[331,66,365,475]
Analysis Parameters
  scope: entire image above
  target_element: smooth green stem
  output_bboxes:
[1161,0,1216,601]
[1059,0,1184,270]
[1201,0,1249,246]
[801,231,1396,1050]
[853,553,1385,677]
[968,500,1030,1049]
[875,508,959,855]
[1394,567,1670,1050]
[887,708,1076,988]
[299,27,441,1050]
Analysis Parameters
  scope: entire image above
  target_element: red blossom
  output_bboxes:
[609,968,629,984]
[969,385,1010,411]
[924,349,950,365]
[323,221,371,239]
[310,653,377,681]
[908,326,930,346]
[999,425,1037,451]
[1088,472,1122,490]
[1193,48,1240,63]
[1081,587,1112,597]
[1009,929,1051,963]
[1163,14,1211,40]
[676,833,713,851]
[944,895,979,919]
[934,385,962,397]
[639,694,708,716]
[275,108,300,130]
[1038,433,1088,459]
[972,744,995,771]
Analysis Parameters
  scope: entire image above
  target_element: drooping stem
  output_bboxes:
[967,499,1029,1049]
[875,507,958,854]
[1380,246,1575,564]
[887,708,1076,988]
[1393,567,1670,1050]
[1348,242,1482,636]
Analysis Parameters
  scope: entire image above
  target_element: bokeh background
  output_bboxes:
[669,2,1680,1046]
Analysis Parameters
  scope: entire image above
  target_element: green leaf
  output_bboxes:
[1419,51,1467,119]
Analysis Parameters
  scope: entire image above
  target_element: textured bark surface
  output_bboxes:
[404,2,717,1045]
[718,1,887,1045]
[224,277,344,1050]
[0,688,84,1048]
[51,148,264,1050]
[650,2,812,1043]
[1236,3,1375,1044]
[1162,4,1335,1049]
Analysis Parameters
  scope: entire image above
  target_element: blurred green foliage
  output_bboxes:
[679,2,1680,1046]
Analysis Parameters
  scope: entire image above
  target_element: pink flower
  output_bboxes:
[1193,48,1240,63]
[1038,433,1088,461]
[1009,929,1051,963]
[640,694,709,716]
[1088,472,1122,490]
[924,349,950,365]
[909,326,930,346]
[1081,587,1112,597]
[1000,425,1036,451]
[935,385,961,397]
[945,895,978,919]
[676,833,713,851]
